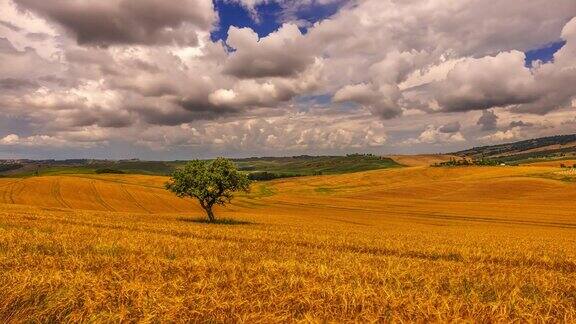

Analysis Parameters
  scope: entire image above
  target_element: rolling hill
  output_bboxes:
[455,134,576,163]
[0,164,575,321]
[0,155,402,178]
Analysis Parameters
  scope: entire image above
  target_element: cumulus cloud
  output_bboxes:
[0,134,20,145]
[0,19,21,32]
[510,18,576,114]
[0,133,98,148]
[134,109,389,154]
[434,51,538,112]
[477,110,499,131]
[404,125,465,145]
[223,24,315,78]
[0,38,61,79]
[439,122,461,134]
[480,127,522,143]
[13,0,215,46]
[333,83,402,119]
[509,120,533,129]
[0,0,576,157]
[0,78,38,91]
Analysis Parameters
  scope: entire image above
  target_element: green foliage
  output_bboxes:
[456,134,576,158]
[0,163,23,173]
[95,168,125,174]
[1,156,401,178]
[454,134,576,164]
[432,158,501,167]
[247,171,298,181]
[236,155,401,178]
[165,158,251,222]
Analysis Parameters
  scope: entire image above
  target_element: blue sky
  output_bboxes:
[211,0,348,41]
[213,0,566,65]
[525,41,566,66]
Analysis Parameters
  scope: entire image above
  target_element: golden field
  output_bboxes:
[0,165,575,322]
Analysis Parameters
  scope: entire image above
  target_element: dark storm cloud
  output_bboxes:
[439,122,461,134]
[125,97,240,127]
[477,110,498,131]
[177,99,239,120]
[0,78,39,90]
[136,104,234,126]
[13,0,215,46]
[509,120,533,128]
[224,51,313,78]
[65,108,134,128]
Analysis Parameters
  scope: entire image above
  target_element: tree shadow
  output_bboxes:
[177,217,256,225]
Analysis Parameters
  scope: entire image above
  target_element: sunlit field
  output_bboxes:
[0,164,575,322]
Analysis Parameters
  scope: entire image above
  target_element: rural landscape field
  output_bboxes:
[2,0,576,322]
[0,154,575,322]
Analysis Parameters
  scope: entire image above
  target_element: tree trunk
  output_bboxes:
[204,206,216,223]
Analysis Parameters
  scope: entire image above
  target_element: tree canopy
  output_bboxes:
[165,158,251,222]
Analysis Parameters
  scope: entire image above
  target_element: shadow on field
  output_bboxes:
[177,217,255,225]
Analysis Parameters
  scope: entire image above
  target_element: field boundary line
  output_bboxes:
[52,178,72,209]
[120,184,152,214]
[90,180,116,212]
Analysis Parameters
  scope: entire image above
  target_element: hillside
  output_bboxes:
[455,134,576,163]
[0,165,575,321]
[0,155,401,178]
[388,154,459,167]
[234,154,401,177]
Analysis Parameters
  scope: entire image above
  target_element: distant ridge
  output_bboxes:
[454,134,576,162]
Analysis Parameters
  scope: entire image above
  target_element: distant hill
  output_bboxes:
[235,154,401,179]
[0,155,402,178]
[454,134,576,164]
[0,160,180,177]
[388,154,459,167]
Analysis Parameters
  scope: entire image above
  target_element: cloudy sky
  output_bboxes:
[1,0,575,159]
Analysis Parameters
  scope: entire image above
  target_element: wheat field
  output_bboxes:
[0,165,575,322]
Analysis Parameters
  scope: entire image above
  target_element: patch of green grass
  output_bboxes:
[258,184,276,197]
[2,155,402,179]
[235,155,402,177]
[242,184,277,200]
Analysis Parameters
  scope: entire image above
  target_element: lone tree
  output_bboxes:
[165,158,251,222]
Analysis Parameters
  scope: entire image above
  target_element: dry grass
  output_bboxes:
[388,154,459,167]
[0,165,575,322]
[525,159,576,168]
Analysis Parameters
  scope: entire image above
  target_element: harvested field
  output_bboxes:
[0,165,575,322]
[389,154,459,167]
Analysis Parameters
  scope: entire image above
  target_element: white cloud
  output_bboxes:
[404,125,465,145]
[0,0,575,157]
[480,128,522,143]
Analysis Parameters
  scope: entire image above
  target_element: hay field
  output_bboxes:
[0,165,575,322]
[524,159,576,168]
[388,154,458,167]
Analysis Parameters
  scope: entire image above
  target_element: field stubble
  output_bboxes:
[0,166,574,322]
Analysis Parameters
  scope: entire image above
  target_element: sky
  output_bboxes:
[0,0,576,160]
